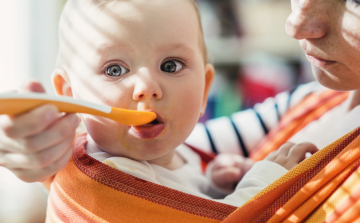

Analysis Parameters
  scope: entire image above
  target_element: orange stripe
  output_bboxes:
[48,181,106,222]
[283,160,360,223]
[280,90,341,125]
[251,91,348,161]
[255,131,359,222]
[304,162,360,222]
[73,135,236,220]
[335,198,360,223]
[324,182,360,223]
[267,132,360,222]
[54,159,221,223]
[48,135,235,222]
[222,173,304,223]
[221,128,358,223]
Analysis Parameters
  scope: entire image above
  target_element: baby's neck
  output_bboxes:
[85,134,186,170]
[148,151,186,170]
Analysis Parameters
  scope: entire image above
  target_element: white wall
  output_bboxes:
[0,1,65,222]
[0,0,64,94]
[0,1,30,92]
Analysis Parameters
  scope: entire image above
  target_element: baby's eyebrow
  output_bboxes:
[158,43,195,55]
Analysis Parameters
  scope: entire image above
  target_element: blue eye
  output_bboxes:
[106,65,129,77]
[160,60,184,73]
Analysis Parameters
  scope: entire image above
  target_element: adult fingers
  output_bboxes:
[9,144,73,183]
[0,132,75,169]
[288,142,318,163]
[0,104,61,139]
[0,113,78,153]
[16,113,79,154]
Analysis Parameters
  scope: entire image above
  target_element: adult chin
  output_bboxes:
[312,65,360,92]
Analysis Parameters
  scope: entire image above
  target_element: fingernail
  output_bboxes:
[72,115,80,128]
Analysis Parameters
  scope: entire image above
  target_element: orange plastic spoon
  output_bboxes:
[0,93,156,126]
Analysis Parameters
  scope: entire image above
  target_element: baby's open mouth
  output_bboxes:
[149,119,159,125]
[137,112,163,127]
[130,112,165,139]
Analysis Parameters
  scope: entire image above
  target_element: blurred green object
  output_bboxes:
[214,83,242,118]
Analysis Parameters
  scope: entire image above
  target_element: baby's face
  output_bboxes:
[56,0,213,163]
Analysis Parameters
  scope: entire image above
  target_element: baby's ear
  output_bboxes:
[200,64,215,117]
[52,68,73,96]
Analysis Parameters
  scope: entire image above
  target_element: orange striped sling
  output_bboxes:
[46,90,351,222]
[46,134,237,223]
[222,126,360,222]
[221,90,360,222]
[251,90,349,161]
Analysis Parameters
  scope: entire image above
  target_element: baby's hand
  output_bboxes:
[0,81,80,182]
[265,142,318,170]
[211,154,254,191]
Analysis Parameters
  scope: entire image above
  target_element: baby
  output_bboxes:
[0,0,317,214]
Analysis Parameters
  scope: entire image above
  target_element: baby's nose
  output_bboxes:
[132,76,162,101]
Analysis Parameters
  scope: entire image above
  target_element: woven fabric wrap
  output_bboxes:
[222,90,360,223]
[250,90,349,161]
[46,134,237,223]
[47,90,359,223]
[223,127,360,223]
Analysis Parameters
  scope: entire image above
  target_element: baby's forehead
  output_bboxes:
[64,0,199,20]
[61,0,200,39]
[57,0,206,68]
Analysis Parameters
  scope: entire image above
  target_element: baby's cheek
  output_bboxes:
[83,116,125,153]
[116,127,137,152]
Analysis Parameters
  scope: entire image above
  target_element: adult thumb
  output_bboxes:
[18,79,46,93]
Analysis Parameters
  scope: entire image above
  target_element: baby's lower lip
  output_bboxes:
[306,54,336,67]
[130,123,165,139]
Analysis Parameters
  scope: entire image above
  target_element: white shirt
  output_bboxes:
[88,144,287,207]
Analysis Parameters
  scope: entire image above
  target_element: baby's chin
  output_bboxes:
[86,134,173,160]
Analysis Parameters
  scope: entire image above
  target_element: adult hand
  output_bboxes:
[0,80,79,182]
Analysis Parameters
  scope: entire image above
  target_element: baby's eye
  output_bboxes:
[160,60,184,73]
[106,65,129,77]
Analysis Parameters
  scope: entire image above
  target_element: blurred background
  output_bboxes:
[0,0,313,222]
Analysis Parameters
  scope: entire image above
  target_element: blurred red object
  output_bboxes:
[240,75,277,108]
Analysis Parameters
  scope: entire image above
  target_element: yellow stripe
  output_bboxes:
[306,166,360,222]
